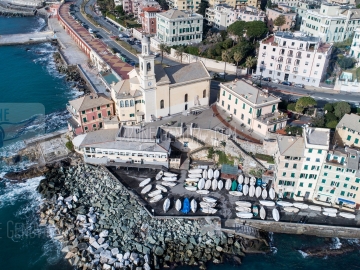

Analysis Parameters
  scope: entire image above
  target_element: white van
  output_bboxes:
[88,28,93,34]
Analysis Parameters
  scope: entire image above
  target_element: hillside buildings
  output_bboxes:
[266,4,297,32]
[166,0,201,11]
[140,7,161,34]
[255,32,333,86]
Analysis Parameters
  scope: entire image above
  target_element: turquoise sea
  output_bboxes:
[0,16,360,270]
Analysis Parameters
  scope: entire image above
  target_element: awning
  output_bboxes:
[338,198,355,205]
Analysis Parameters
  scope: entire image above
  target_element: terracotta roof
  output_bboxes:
[69,93,113,112]
[142,7,160,12]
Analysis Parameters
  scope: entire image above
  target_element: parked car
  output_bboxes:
[293,83,304,88]
[262,77,271,82]
[251,74,259,80]
[273,79,280,84]
[218,72,226,76]
[281,81,291,86]
[153,52,160,57]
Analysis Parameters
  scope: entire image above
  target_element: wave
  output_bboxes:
[298,250,308,258]
[330,237,342,250]
[32,16,46,33]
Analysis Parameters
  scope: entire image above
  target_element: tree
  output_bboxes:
[324,103,334,113]
[197,0,209,16]
[175,46,186,63]
[274,15,286,30]
[233,51,244,71]
[325,112,337,122]
[334,101,351,119]
[326,120,339,129]
[159,43,169,64]
[266,0,272,9]
[285,126,303,135]
[115,5,125,15]
[245,56,256,74]
[337,57,356,70]
[287,103,296,111]
[295,97,317,113]
[312,116,325,128]
[245,21,268,41]
[222,51,231,80]
[227,21,246,38]
[223,38,233,50]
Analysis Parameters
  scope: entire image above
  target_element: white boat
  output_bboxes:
[148,189,161,197]
[175,199,182,211]
[236,206,251,212]
[196,190,210,195]
[309,205,322,211]
[201,207,217,214]
[225,179,232,190]
[322,211,336,217]
[139,178,151,187]
[283,207,299,213]
[339,212,356,219]
[198,178,205,190]
[260,206,266,220]
[162,176,177,182]
[185,186,197,191]
[161,181,177,187]
[259,200,275,207]
[214,169,220,180]
[200,201,216,208]
[249,185,255,197]
[255,186,262,198]
[156,184,167,192]
[149,194,163,203]
[261,189,268,200]
[243,184,249,196]
[204,179,212,190]
[277,201,293,207]
[237,174,244,184]
[250,176,256,185]
[163,198,170,212]
[244,177,250,185]
[229,191,243,196]
[218,180,224,190]
[141,184,152,194]
[272,208,280,221]
[164,172,177,177]
[155,171,163,180]
[293,203,308,210]
[236,212,253,219]
[203,197,217,203]
[208,168,214,179]
[189,169,202,174]
[323,207,338,213]
[185,178,199,182]
[212,179,218,191]
[235,201,252,208]
[269,188,275,200]
[202,170,207,179]
[191,199,197,213]
[188,173,202,178]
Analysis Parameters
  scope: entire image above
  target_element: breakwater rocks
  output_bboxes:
[38,164,253,269]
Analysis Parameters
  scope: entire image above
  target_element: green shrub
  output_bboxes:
[66,140,74,152]
[207,147,215,159]
[287,103,296,111]
[255,153,275,164]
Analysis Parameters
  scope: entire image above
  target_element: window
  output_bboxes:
[130,100,134,107]
[234,109,237,115]
[227,105,230,111]
[125,100,129,107]
[92,124,96,128]
[318,150,322,154]
[330,189,335,194]
[222,90,225,96]
[336,175,340,179]
[347,135,351,141]
[160,100,164,109]
[300,182,304,187]
[82,110,86,114]
[316,158,320,162]
[242,103,246,109]
[355,138,359,144]
[319,186,323,191]
[291,173,295,178]
[322,179,326,183]
[355,178,360,183]
[340,191,345,196]
[184,94,188,102]
[324,172,328,176]
[241,114,244,120]
[129,114,135,117]
[285,163,289,168]
[97,106,100,110]
[249,108,252,113]
[98,113,101,118]
[282,172,286,176]
[308,149,313,153]
[304,165,308,170]
[293,164,297,169]
[107,104,110,108]
[120,101,124,107]
[344,184,348,188]
[247,118,251,125]
[306,157,310,161]
[221,100,224,106]
[83,117,87,123]
[203,90,206,98]
[229,94,231,100]
[84,126,88,131]
[107,111,110,116]
[258,124,261,129]
[308,183,312,188]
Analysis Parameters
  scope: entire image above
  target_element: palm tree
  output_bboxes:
[233,51,244,77]
[245,56,256,75]
[175,46,186,63]
[159,43,169,65]
[221,51,231,80]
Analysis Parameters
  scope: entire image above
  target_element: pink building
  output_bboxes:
[138,0,161,20]
[67,93,115,135]
[140,7,161,34]
[266,4,296,32]
[123,0,132,13]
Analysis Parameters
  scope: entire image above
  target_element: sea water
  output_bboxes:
[1,16,360,270]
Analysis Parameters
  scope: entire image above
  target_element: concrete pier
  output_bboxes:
[0,30,55,46]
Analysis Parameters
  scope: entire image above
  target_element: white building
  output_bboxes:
[350,27,360,65]
[256,32,333,87]
[166,0,201,11]
[155,9,203,46]
[300,3,360,43]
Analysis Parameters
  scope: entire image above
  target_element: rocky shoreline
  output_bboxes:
[37,163,269,269]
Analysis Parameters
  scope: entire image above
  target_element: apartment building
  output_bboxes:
[140,7,161,34]
[334,114,360,148]
[217,79,288,137]
[207,0,237,8]
[300,3,360,43]
[270,0,300,7]
[255,32,333,86]
[166,0,201,11]
[266,4,297,31]
[137,0,161,20]
[236,5,266,22]
[295,1,320,29]
[155,9,203,46]
[350,27,360,64]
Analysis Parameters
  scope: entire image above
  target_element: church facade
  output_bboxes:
[110,37,211,125]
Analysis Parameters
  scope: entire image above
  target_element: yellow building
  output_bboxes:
[334,114,360,148]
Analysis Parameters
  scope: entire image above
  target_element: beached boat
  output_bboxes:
[148,189,161,197]
[185,178,199,182]
[225,179,232,190]
[237,184,243,192]
[149,194,163,203]
[259,200,275,207]
[260,206,266,220]
[182,198,190,214]
[237,174,244,184]
[163,198,170,212]
[191,199,197,213]
[235,201,252,207]
[243,184,249,196]
[202,170,208,179]
[322,211,336,217]
[339,212,356,219]
[200,201,216,208]
[293,203,308,210]
[218,180,224,190]
[272,208,280,221]
[231,180,238,191]
[196,190,210,195]
[214,169,220,180]
[201,207,217,214]
[249,185,255,197]
[323,207,337,213]
[139,178,151,187]
[162,176,177,182]
[236,212,253,219]
[250,176,256,185]
[203,197,217,203]
[244,177,250,185]
[198,178,205,190]
[252,205,259,217]
[236,206,251,212]
[308,205,322,211]
[269,188,275,200]
[156,171,163,180]
[161,181,177,187]
[156,184,167,192]
[175,199,182,211]
[229,191,243,196]
[164,172,177,177]
[208,168,214,179]
[212,179,218,191]
[185,186,197,191]
[189,169,202,174]
[141,184,152,194]
[261,189,268,200]
[283,207,299,213]
[255,186,262,198]
[188,173,202,178]
[205,180,212,190]
[277,201,293,207]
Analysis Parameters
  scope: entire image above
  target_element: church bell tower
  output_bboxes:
[138,36,156,90]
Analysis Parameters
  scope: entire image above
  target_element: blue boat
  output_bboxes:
[181,198,190,214]
[256,178,262,186]
[231,180,238,191]
[237,184,243,192]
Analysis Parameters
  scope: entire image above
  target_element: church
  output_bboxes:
[110,36,211,125]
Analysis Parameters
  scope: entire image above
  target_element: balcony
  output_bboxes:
[287,53,293,57]
[66,103,78,117]
[293,70,298,74]
[256,112,289,125]
[296,54,302,59]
